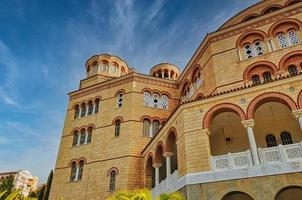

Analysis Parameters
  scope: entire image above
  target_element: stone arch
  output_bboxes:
[260,4,283,16]
[144,154,155,189]
[78,157,87,164]
[154,142,165,163]
[285,0,302,7]
[68,159,78,167]
[191,65,201,83]
[221,191,255,200]
[279,50,302,71]
[107,167,119,176]
[268,18,302,37]
[180,79,191,95]
[114,89,126,97]
[243,61,278,82]
[112,116,124,125]
[241,14,260,23]
[236,30,268,48]
[195,93,205,100]
[274,185,302,200]
[203,103,246,129]
[247,92,298,119]
[165,127,177,152]
[298,90,302,108]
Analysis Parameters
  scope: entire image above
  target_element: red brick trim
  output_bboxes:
[279,50,302,71]
[107,167,119,176]
[243,61,279,81]
[298,90,302,108]
[247,92,298,119]
[68,159,78,167]
[285,0,302,7]
[236,30,268,48]
[112,116,124,125]
[114,89,126,97]
[268,18,302,37]
[260,4,284,16]
[154,141,165,163]
[203,103,247,129]
[165,128,177,153]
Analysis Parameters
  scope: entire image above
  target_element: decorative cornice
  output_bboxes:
[69,73,178,100]
[241,119,255,128]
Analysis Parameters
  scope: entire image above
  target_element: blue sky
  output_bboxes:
[0,0,258,183]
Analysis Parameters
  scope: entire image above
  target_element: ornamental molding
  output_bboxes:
[181,5,302,81]
[241,119,255,128]
[70,74,178,100]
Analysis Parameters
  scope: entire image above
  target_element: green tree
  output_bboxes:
[43,170,53,200]
[37,185,45,200]
[0,175,15,199]
[106,189,185,200]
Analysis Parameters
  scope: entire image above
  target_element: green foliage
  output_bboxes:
[106,189,185,200]
[0,176,15,199]
[44,170,53,200]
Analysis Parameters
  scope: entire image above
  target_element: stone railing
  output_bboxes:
[258,142,302,165]
[211,150,253,171]
[151,170,178,199]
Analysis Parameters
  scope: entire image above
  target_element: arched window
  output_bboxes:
[152,120,160,136]
[244,44,253,58]
[70,162,77,182]
[74,105,80,119]
[288,30,299,45]
[78,160,84,180]
[87,101,93,115]
[143,119,151,137]
[94,99,100,113]
[87,127,93,144]
[288,65,298,76]
[266,134,277,147]
[263,72,272,82]
[117,93,123,108]
[277,33,288,48]
[280,132,293,145]
[161,95,168,109]
[80,129,86,145]
[109,170,117,191]
[252,75,261,84]
[254,41,263,55]
[112,64,117,74]
[153,94,159,108]
[80,103,87,117]
[144,92,151,107]
[72,130,79,146]
[115,120,121,137]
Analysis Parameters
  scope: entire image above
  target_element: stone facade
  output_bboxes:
[50,0,302,199]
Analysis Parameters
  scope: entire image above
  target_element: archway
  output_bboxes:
[222,191,254,200]
[275,186,302,200]
[166,130,178,173]
[145,155,155,189]
[154,144,167,183]
[253,101,301,148]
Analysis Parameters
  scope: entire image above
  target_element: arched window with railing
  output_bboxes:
[94,99,100,113]
[87,127,93,144]
[263,72,272,82]
[152,120,160,136]
[87,101,93,115]
[266,134,277,147]
[143,119,151,137]
[74,105,80,119]
[78,160,84,180]
[280,132,293,145]
[80,103,87,117]
[252,75,261,85]
[70,162,77,182]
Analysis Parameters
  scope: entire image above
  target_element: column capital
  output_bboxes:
[152,163,162,168]
[201,128,211,136]
[292,109,302,118]
[241,119,255,128]
[163,152,174,158]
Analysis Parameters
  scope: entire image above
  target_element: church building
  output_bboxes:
[50,0,302,199]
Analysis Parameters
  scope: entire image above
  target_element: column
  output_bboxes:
[78,107,82,119]
[241,119,260,165]
[168,70,171,79]
[92,104,96,114]
[161,71,164,78]
[293,109,302,131]
[163,152,173,176]
[152,163,162,186]
[75,166,80,181]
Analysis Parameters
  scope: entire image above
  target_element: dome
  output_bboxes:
[150,63,180,80]
[85,54,130,78]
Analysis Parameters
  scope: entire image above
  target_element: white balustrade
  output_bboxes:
[211,150,253,171]
[258,142,302,165]
[151,170,178,199]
